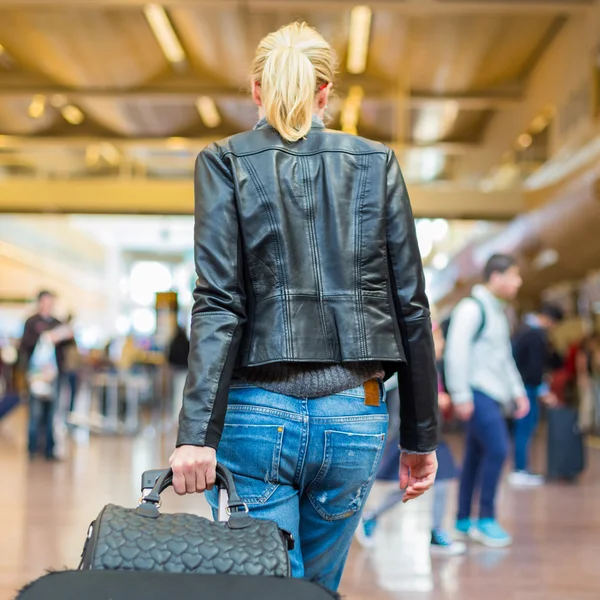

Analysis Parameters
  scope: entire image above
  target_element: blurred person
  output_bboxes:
[574,334,600,432]
[356,321,466,556]
[168,22,438,591]
[168,324,190,425]
[509,303,564,487]
[61,313,81,415]
[19,291,62,370]
[26,324,72,460]
[445,254,529,548]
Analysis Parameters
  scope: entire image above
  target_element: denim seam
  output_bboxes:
[294,400,310,487]
[226,405,305,422]
[309,415,389,424]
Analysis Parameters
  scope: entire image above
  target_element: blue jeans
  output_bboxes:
[514,385,540,472]
[458,390,509,520]
[206,382,388,592]
[27,395,56,457]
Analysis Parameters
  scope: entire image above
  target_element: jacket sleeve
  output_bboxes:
[176,145,247,450]
[385,149,438,453]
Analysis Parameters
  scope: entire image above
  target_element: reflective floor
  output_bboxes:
[1,407,599,600]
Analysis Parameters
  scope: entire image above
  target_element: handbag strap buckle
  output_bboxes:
[226,502,249,516]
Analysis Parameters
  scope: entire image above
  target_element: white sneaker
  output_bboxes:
[508,471,544,487]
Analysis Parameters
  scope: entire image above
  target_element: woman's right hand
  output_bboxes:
[399,451,438,502]
[169,445,217,495]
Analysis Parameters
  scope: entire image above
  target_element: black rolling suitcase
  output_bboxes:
[547,406,585,480]
[16,571,338,600]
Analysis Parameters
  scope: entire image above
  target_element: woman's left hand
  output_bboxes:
[169,445,217,495]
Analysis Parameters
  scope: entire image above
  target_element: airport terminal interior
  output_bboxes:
[1,0,600,598]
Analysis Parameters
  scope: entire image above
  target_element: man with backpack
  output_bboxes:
[444,254,529,548]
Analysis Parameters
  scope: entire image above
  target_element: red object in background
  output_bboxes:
[550,368,570,404]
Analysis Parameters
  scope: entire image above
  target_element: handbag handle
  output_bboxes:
[139,463,248,518]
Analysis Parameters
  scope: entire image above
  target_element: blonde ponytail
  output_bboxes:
[252,23,337,143]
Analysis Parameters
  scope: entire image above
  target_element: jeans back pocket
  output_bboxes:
[216,423,284,505]
[307,430,386,521]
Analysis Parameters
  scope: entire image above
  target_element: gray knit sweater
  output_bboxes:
[233,362,385,398]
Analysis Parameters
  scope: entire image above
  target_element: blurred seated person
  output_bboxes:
[510,303,563,486]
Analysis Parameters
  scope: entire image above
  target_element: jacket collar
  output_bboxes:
[253,115,325,131]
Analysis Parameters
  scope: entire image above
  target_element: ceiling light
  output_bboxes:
[144,4,186,65]
[99,142,120,165]
[432,253,450,271]
[341,85,364,135]
[195,96,221,128]
[530,115,549,134]
[86,145,101,167]
[431,218,449,241]
[61,104,85,125]
[0,44,5,56]
[517,133,533,149]
[347,6,372,75]
[28,95,46,119]
[414,102,459,144]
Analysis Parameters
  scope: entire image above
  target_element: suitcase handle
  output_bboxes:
[139,463,247,517]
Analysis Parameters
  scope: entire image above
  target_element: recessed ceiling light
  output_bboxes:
[28,95,46,119]
[144,4,186,65]
[347,6,372,75]
[195,97,221,128]
[61,104,85,125]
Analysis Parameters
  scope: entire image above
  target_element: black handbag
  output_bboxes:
[79,464,293,577]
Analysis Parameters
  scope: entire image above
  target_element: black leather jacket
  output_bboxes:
[177,118,438,453]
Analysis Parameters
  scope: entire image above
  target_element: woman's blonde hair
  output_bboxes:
[252,22,337,143]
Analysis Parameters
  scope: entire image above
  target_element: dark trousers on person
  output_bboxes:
[458,390,509,520]
[27,394,56,458]
[513,385,540,472]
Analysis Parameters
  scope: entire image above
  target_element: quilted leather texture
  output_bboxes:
[85,504,290,577]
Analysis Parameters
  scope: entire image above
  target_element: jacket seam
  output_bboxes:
[300,155,333,360]
[354,154,369,358]
[222,148,387,159]
[255,291,389,303]
[241,156,294,358]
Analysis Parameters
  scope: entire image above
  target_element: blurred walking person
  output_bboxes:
[509,303,563,486]
[19,291,63,459]
[445,255,529,548]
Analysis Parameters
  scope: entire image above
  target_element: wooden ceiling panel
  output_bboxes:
[407,14,558,93]
[79,98,200,137]
[0,8,168,87]
[171,7,349,84]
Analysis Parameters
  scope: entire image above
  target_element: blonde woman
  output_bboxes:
[170,22,438,590]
